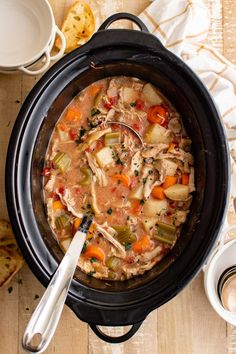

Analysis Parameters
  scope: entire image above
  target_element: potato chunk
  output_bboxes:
[164,184,189,201]
[95,147,114,168]
[142,83,163,105]
[143,199,168,217]
[144,124,172,144]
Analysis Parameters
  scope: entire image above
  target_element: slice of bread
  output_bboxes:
[0,220,24,287]
[0,247,24,287]
[56,1,95,53]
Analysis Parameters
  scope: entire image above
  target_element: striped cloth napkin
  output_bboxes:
[138,0,236,228]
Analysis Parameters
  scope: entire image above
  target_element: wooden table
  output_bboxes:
[0,1,236,353]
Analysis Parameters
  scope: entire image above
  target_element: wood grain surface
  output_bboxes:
[0,1,235,353]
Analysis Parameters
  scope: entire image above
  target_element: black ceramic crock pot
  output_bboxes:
[6,13,229,343]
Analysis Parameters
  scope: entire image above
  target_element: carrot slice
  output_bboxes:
[147,105,168,124]
[84,245,105,262]
[168,143,176,152]
[87,84,102,97]
[53,200,65,212]
[132,235,152,254]
[151,186,165,200]
[64,108,81,122]
[72,218,81,234]
[181,173,189,185]
[113,174,130,187]
[131,200,143,215]
[162,176,177,189]
[87,223,96,240]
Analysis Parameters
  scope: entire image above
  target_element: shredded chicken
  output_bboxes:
[44,174,56,193]
[46,198,55,228]
[143,174,156,198]
[96,222,126,258]
[86,127,111,145]
[57,189,83,218]
[155,159,178,181]
[123,133,136,152]
[107,78,119,97]
[130,151,143,174]
[142,144,169,158]
[86,152,108,187]
[168,117,182,134]
[139,245,163,262]
[106,108,116,121]
[91,177,101,216]
[49,138,59,160]
[189,167,195,192]
[174,210,188,226]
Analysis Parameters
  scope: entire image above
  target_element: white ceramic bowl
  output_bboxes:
[204,227,236,325]
[0,0,66,75]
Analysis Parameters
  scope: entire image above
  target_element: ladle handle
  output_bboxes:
[22,230,86,353]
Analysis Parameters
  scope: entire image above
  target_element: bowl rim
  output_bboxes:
[0,0,55,68]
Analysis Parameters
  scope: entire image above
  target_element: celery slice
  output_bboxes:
[106,256,120,271]
[113,226,137,244]
[55,215,70,231]
[53,152,71,173]
[79,168,92,185]
[105,132,121,146]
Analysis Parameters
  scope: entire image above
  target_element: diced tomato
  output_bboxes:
[169,202,176,209]
[126,255,135,264]
[96,140,104,150]
[42,167,51,177]
[132,123,141,132]
[135,99,145,110]
[104,96,118,109]
[104,102,111,110]
[58,187,65,195]
[85,146,94,153]
[130,177,138,190]
[111,187,117,193]
[69,128,78,140]
[131,200,142,215]
[51,193,60,201]
[109,96,118,106]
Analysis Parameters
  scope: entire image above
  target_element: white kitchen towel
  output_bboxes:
[139,0,236,226]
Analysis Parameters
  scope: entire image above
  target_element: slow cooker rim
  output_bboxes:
[5,29,230,312]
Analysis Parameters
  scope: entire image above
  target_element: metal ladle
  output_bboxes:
[22,216,92,353]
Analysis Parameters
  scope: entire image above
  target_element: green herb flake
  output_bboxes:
[130,102,136,107]
[140,199,145,205]
[127,216,130,221]
[125,243,132,251]
[88,271,96,277]
[143,177,147,184]
[148,170,154,175]
[116,158,123,166]
[90,257,97,263]
[134,170,139,176]
[75,127,86,145]
[8,286,13,294]
[91,108,101,116]
[107,207,113,215]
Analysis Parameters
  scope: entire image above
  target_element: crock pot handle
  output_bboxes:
[98,13,149,33]
[89,321,143,343]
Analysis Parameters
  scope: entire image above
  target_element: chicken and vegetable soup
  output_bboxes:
[44,76,195,280]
